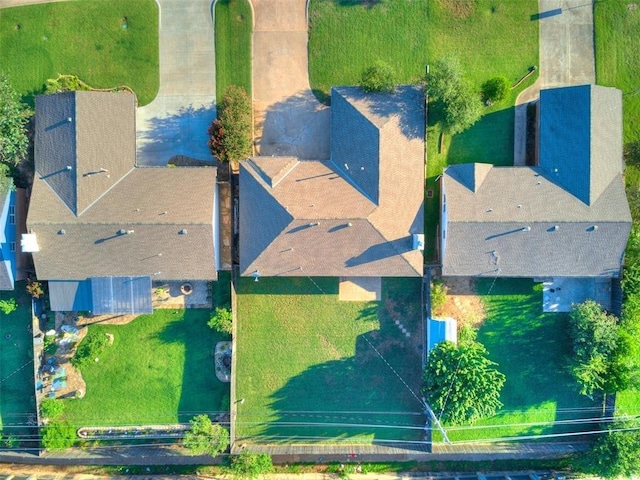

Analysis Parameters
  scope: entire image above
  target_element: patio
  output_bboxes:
[152,280,211,309]
[542,277,611,312]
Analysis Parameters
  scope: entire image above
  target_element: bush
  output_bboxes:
[430,279,448,315]
[0,73,31,167]
[0,298,17,315]
[360,60,396,93]
[208,85,252,162]
[26,279,44,299]
[40,398,64,420]
[72,331,109,367]
[577,424,640,478]
[481,76,510,104]
[41,421,76,450]
[45,74,92,94]
[208,307,233,335]
[230,451,273,479]
[183,414,229,456]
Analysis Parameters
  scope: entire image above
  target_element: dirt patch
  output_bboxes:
[627,3,638,12]
[436,0,475,18]
[434,277,486,329]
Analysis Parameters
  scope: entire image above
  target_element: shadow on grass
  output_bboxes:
[238,276,339,296]
[330,0,384,7]
[473,278,602,440]
[158,309,230,423]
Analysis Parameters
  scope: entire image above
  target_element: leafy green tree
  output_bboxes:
[422,341,505,425]
[230,450,273,479]
[72,331,109,367]
[360,60,396,93]
[208,85,252,163]
[481,76,510,104]
[183,414,229,456]
[41,421,76,450]
[427,57,481,135]
[577,424,640,478]
[208,306,233,335]
[0,298,17,315]
[0,74,31,167]
[40,398,65,421]
[568,300,620,395]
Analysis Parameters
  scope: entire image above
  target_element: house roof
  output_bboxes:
[29,92,218,282]
[442,86,631,278]
[239,86,425,277]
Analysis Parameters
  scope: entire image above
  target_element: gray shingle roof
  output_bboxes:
[442,86,630,278]
[240,86,425,277]
[29,92,218,282]
[539,85,624,205]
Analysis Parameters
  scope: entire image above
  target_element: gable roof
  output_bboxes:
[240,86,425,277]
[29,92,218,282]
[442,85,631,278]
[539,85,624,205]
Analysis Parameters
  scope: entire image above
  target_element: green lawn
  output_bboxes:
[236,277,425,444]
[0,0,159,106]
[214,0,252,100]
[308,0,539,260]
[436,279,599,443]
[63,308,229,426]
[0,282,37,435]
[594,0,640,418]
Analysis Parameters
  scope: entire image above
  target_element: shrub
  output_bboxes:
[0,298,17,315]
[183,414,229,456]
[360,60,396,93]
[577,424,640,478]
[208,85,252,162]
[230,450,273,479]
[430,279,448,315]
[41,421,76,450]
[0,73,31,167]
[208,307,233,335]
[26,279,44,299]
[72,331,109,367]
[40,398,64,420]
[481,75,510,104]
[45,74,92,94]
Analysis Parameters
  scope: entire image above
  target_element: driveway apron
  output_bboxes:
[136,0,217,166]
[251,0,330,160]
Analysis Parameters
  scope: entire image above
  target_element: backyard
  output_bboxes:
[63,302,230,427]
[0,282,37,446]
[435,278,600,443]
[594,0,640,418]
[235,277,425,444]
[0,0,159,106]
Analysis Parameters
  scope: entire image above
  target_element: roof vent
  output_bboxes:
[589,225,599,232]
[536,181,541,185]
[58,229,66,235]
[66,165,72,171]
[67,117,72,123]
[486,208,493,213]
[552,225,559,232]
[21,233,39,252]
[347,222,353,227]
[308,222,320,227]
[118,229,134,235]
[522,226,531,232]
[179,229,187,235]
[517,204,522,209]
[159,211,167,215]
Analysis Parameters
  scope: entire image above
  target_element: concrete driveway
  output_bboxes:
[514,0,595,165]
[135,0,217,166]
[251,0,330,160]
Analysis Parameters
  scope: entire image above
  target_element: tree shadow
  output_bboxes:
[331,0,384,7]
[157,309,229,423]
[136,103,218,166]
[237,275,338,296]
[364,85,425,142]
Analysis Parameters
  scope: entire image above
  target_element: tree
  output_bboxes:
[0,298,17,315]
[230,450,273,479]
[41,421,76,450]
[422,341,505,425]
[360,60,396,93]
[183,414,229,456]
[0,74,31,167]
[578,425,640,478]
[430,279,448,316]
[208,86,252,163]
[481,76,510,104]
[427,57,482,135]
[568,300,619,395]
[208,306,233,335]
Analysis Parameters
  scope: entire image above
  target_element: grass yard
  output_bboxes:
[308,0,539,260]
[0,282,37,436]
[235,277,425,444]
[214,0,252,100]
[435,279,599,443]
[0,0,159,106]
[63,308,229,426]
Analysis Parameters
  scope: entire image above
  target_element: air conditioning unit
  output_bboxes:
[21,233,40,252]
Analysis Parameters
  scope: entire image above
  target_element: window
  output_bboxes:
[9,205,15,225]
[10,242,15,252]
